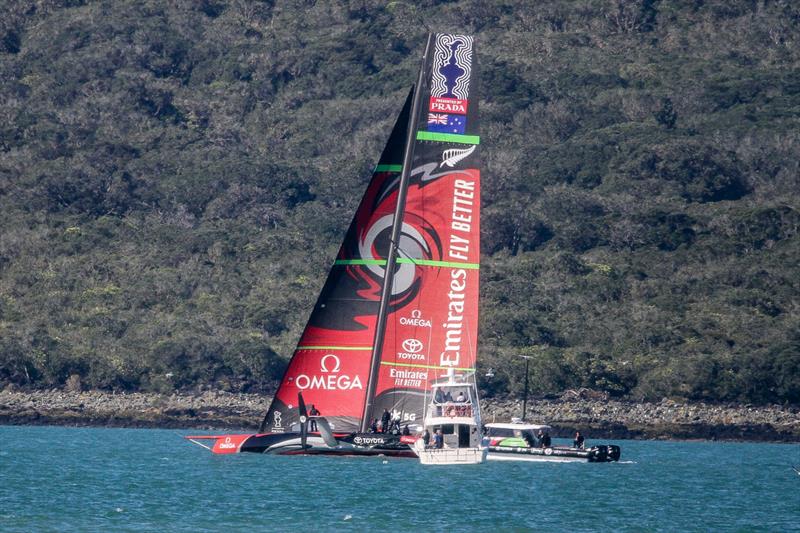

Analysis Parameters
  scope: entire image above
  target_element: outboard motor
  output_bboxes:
[587,444,621,462]
[607,445,621,461]
[588,445,607,462]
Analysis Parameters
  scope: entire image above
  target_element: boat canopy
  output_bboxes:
[485,422,552,432]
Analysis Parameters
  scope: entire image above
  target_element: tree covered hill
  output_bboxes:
[1,0,798,404]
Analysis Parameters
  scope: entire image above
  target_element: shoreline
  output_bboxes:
[1,389,798,442]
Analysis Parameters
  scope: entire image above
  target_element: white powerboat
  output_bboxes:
[414,370,486,465]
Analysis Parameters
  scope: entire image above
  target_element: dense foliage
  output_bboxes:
[1,0,798,404]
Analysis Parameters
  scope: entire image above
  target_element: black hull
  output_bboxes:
[239,432,416,458]
[488,444,621,462]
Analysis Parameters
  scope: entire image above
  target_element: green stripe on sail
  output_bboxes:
[334,259,386,266]
[335,258,479,269]
[297,346,372,351]
[397,258,478,269]
[416,131,480,145]
[374,164,403,173]
[380,361,476,372]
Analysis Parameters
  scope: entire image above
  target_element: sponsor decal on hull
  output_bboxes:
[212,434,251,454]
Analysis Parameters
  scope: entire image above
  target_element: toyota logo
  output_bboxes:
[402,338,424,353]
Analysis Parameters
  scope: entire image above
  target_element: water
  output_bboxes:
[1,426,798,532]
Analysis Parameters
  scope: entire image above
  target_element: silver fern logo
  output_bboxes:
[440,145,476,168]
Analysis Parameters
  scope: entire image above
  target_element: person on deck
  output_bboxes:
[308,405,320,431]
[540,430,552,448]
[381,408,391,434]
[573,431,585,449]
[433,429,444,449]
[434,388,444,404]
[402,424,410,436]
[523,431,536,447]
[370,418,378,433]
[455,391,466,402]
[423,428,431,447]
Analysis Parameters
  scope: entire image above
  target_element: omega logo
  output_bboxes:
[218,436,236,449]
[320,354,341,373]
[399,309,432,328]
[294,353,363,391]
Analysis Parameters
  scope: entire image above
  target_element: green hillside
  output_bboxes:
[1,0,798,404]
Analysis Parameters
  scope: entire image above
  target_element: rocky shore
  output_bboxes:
[1,389,798,442]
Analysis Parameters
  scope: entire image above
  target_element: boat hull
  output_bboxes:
[416,447,487,465]
[186,432,416,458]
[486,445,621,463]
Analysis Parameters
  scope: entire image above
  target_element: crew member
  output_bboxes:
[523,431,536,447]
[573,431,585,449]
[308,404,320,431]
[433,429,444,449]
[381,408,391,434]
[541,430,552,448]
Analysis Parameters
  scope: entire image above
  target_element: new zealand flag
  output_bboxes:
[427,113,466,135]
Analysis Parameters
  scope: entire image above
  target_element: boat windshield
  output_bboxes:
[487,427,536,438]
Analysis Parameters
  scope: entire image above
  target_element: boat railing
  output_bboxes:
[430,402,473,418]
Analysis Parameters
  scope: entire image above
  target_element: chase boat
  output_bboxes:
[483,420,621,463]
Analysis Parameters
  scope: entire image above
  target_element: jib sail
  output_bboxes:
[260,92,413,434]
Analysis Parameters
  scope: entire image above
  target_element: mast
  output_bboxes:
[359,34,434,432]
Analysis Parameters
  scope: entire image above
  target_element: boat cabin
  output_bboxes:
[414,371,486,464]
[422,377,482,449]
[483,421,552,447]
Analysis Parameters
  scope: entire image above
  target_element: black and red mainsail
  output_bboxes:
[259,33,480,438]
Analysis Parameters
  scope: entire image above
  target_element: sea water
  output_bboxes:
[0,425,797,532]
